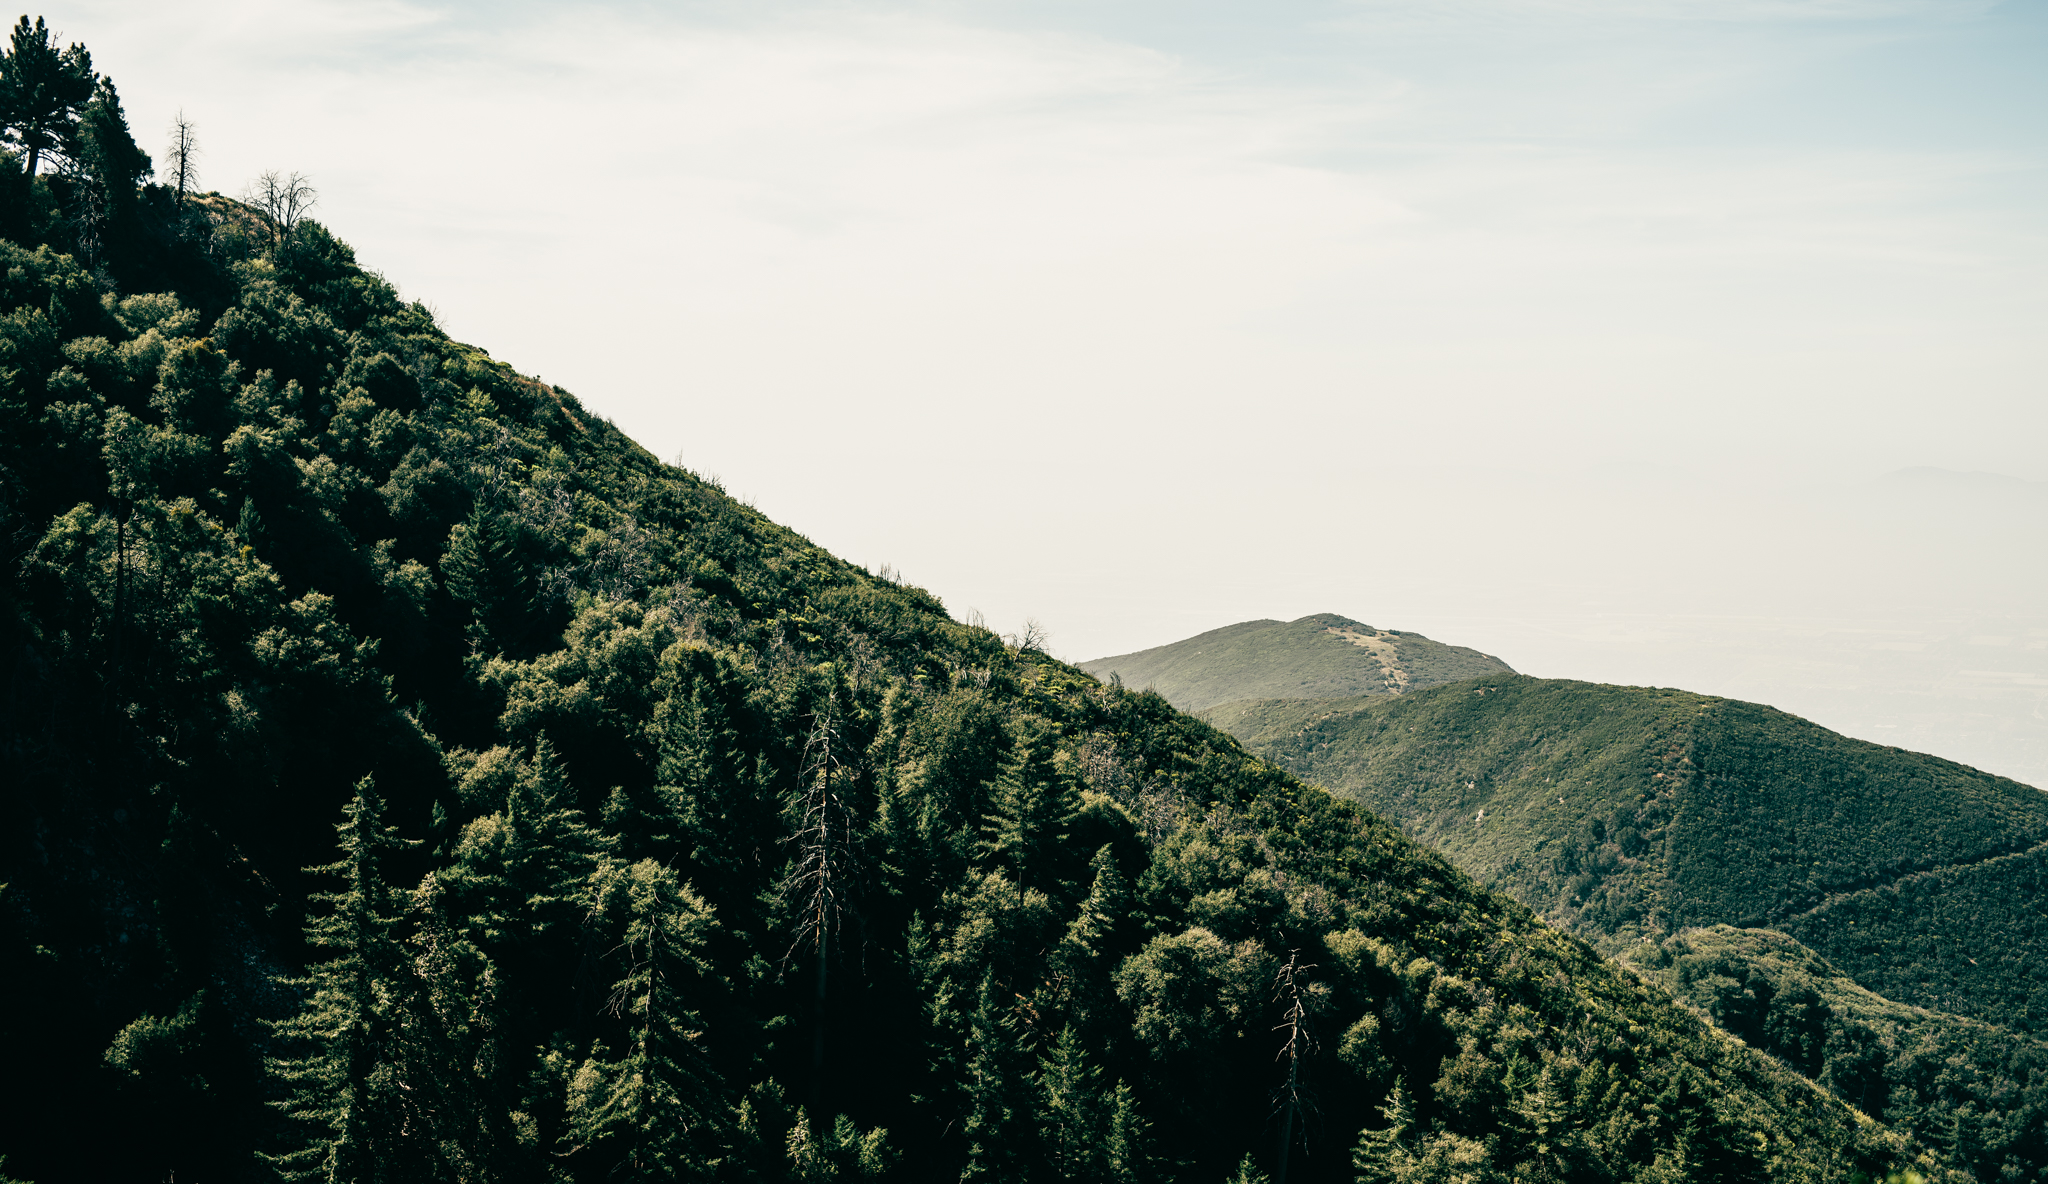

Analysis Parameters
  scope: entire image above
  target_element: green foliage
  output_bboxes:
[1786,843,2048,1033]
[1080,613,1513,712]
[0,108,1956,1184]
[0,16,93,175]
[70,76,149,263]
[1629,926,2048,1184]
[1212,675,2048,1028]
[977,723,1079,903]
[266,777,430,1182]
[567,858,725,1180]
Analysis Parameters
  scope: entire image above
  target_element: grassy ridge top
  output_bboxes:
[1206,675,2048,1026]
[1078,612,1513,712]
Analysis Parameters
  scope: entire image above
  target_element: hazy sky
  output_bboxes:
[71,0,2048,782]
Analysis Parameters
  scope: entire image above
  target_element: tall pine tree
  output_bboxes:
[566,857,725,1180]
[267,777,427,1183]
[959,974,1037,1184]
[70,75,149,265]
[0,16,92,176]
[977,725,1075,907]
[443,499,535,653]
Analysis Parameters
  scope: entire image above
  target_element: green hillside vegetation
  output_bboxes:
[1079,613,1513,712]
[1206,675,2048,1030]
[0,30,1958,1184]
[1622,926,2048,1182]
[1784,844,2048,1033]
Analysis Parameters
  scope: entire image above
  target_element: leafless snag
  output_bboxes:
[1272,951,1320,1184]
[1010,617,1050,655]
[778,690,864,1121]
[164,111,200,208]
[245,169,317,245]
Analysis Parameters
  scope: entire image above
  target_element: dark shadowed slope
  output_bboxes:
[1079,612,1513,712]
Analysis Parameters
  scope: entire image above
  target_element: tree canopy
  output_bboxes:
[0,23,1983,1184]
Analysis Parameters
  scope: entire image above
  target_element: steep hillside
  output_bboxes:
[1783,843,2048,1031]
[1622,926,2048,1181]
[1079,613,1513,712]
[1207,676,2048,1033]
[0,49,1947,1184]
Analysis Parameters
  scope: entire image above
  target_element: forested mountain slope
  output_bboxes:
[1207,676,2048,1032]
[1079,614,1513,712]
[0,39,1949,1184]
[1621,927,2048,1183]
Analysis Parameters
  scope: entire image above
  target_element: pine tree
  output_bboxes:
[1270,952,1317,1184]
[443,499,534,651]
[785,1109,836,1183]
[1101,1081,1153,1184]
[566,857,725,1180]
[780,684,863,1115]
[0,16,93,176]
[163,109,197,208]
[440,742,601,963]
[1056,845,1129,966]
[1352,1081,1418,1184]
[977,726,1075,906]
[1037,1026,1104,1182]
[1033,1024,1150,1183]
[1047,846,1132,1042]
[266,776,424,1183]
[69,75,148,264]
[404,876,521,1182]
[1504,1060,1578,1183]
[656,658,763,888]
[503,740,604,942]
[960,975,1036,1184]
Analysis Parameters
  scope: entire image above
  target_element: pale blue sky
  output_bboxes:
[69,0,2048,781]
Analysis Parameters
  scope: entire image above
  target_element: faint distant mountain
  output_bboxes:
[1077,612,1513,712]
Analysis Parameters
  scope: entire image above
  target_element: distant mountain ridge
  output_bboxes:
[1206,675,2048,1032]
[1078,612,1513,711]
[1106,611,2048,1173]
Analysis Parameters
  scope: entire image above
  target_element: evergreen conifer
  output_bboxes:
[977,726,1076,905]
[0,16,92,175]
[266,777,425,1183]
[567,858,724,1180]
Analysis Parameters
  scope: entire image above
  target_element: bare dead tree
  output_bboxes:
[1272,952,1319,1184]
[245,169,316,244]
[1018,617,1049,653]
[779,689,863,1121]
[164,111,199,208]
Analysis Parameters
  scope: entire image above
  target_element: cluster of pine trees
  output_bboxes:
[0,16,154,274]
[0,19,1962,1184]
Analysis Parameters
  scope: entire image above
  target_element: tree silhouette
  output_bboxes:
[163,109,198,208]
[0,16,93,176]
